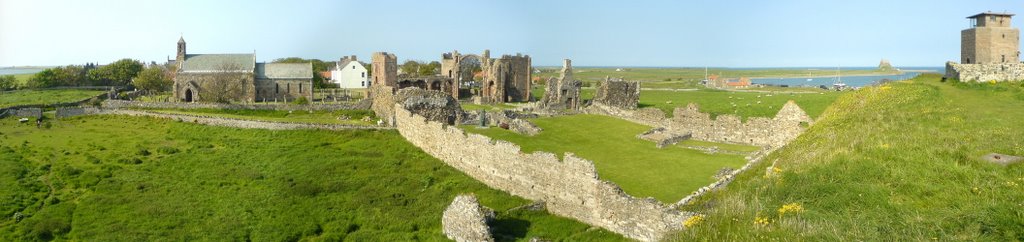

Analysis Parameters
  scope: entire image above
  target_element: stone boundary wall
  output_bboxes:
[588,101,812,148]
[442,194,495,242]
[394,105,688,241]
[945,62,1024,82]
[670,150,769,209]
[58,108,390,131]
[101,100,366,112]
[368,85,398,126]
[55,107,103,118]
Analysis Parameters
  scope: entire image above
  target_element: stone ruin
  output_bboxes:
[394,87,463,125]
[394,106,689,241]
[637,127,692,148]
[593,77,640,110]
[442,194,496,242]
[538,59,582,111]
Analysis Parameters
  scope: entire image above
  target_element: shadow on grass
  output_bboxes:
[490,217,531,242]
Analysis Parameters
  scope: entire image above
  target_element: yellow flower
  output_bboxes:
[989,80,997,84]
[880,143,890,149]
[683,214,704,228]
[880,86,892,91]
[1006,181,1019,187]
[754,216,771,226]
[778,203,804,216]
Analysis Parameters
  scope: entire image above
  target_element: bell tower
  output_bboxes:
[176,36,187,68]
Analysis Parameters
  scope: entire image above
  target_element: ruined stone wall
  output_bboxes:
[945,62,1024,82]
[394,106,687,242]
[368,85,398,126]
[442,194,495,242]
[593,80,640,110]
[670,101,812,148]
[254,78,314,102]
[482,54,531,103]
[588,101,812,148]
[14,108,42,118]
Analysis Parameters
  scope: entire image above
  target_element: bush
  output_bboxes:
[293,96,309,105]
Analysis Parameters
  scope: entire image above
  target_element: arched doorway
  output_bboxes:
[184,89,194,102]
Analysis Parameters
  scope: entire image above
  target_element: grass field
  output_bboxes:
[0,115,626,241]
[676,74,1024,240]
[638,89,843,119]
[140,108,377,125]
[463,115,748,203]
[0,89,106,108]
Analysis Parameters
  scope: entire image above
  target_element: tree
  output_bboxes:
[0,75,17,91]
[27,66,85,88]
[133,66,172,93]
[202,63,249,103]
[401,60,420,76]
[363,63,373,76]
[88,59,143,86]
[420,61,441,76]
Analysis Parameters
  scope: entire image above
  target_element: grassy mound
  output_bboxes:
[0,115,625,241]
[675,74,1024,240]
[464,115,748,203]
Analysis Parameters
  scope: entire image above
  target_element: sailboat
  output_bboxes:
[832,67,847,90]
[806,70,813,82]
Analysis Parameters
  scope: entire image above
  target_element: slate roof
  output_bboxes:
[181,54,255,72]
[255,63,313,79]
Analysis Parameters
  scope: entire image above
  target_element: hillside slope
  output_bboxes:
[675,74,1024,241]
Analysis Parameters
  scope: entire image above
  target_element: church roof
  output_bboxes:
[181,54,255,72]
[256,63,313,79]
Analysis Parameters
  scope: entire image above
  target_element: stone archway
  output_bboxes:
[184,89,194,102]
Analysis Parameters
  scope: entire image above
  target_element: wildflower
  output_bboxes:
[683,214,704,228]
[880,143,890,149]
[989,80,997,84]
[754,216,771,226]
[881,86,892,90]
[778,203,804,216]
[971,187,981,194]
[1006,181,1019,187]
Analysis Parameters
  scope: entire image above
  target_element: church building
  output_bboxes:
[172,37,314,103]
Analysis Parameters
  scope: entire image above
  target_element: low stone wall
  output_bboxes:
[13,108,42,118]
[394,105,688,241]
[101,100,362,112]
[442,194,495,242]
[55,107,103,118]
[80,109,389,131]
[945,62,1024,82]
[368,85,398,126]
[589,101,812,148]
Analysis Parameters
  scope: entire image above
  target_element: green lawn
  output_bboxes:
[0,89,106,108]
[139,108,377,125]
[461,102,518,111]
[463,115,748,203]
[677,74,1024,240]
[638,89,843,119]
[0,115,625,241]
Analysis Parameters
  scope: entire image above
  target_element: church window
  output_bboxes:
[275,83,279,93]
[287,83,291,93]
[299,83,303,93]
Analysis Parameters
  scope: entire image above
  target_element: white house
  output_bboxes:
[330,55,369,88]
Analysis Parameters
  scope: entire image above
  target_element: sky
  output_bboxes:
[0,0,1021,67]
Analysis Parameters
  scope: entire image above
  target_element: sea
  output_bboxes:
[0,68,45,76]
[745,67,944,88]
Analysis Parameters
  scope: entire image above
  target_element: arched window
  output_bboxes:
[275,83,279,93]
[299,83,303,93]
[287,83,291,93]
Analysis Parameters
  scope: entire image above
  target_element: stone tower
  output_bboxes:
[962,12,1019,64]
[176,36,187,69]
[371,52,398,87]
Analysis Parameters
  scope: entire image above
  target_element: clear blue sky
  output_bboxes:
[0,0,1020,67]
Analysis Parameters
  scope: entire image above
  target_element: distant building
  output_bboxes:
[726,77,751,88]
[330,55,369,88]
[172,37,313,102]
[961,12,1019,64]
[946,12,1024,82]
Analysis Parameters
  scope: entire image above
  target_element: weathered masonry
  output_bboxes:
[539,59,582,110]
[441,50,533,103]
[946,12,1024,82]
[394,105,688,242]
